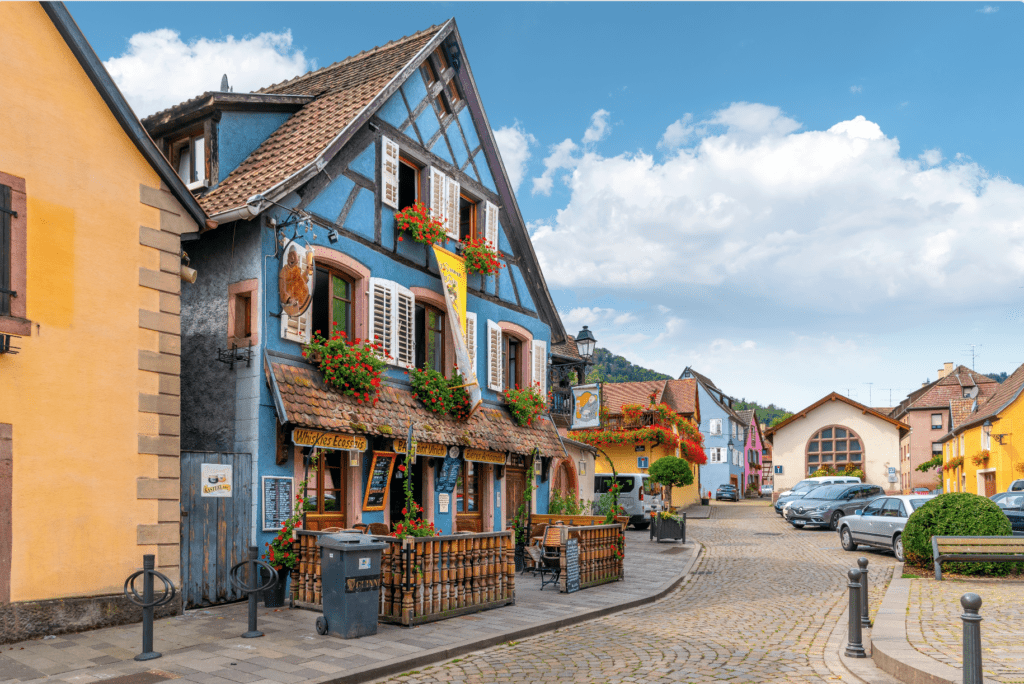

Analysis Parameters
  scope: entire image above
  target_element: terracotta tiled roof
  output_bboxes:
[766,392,909,436]
[267,358,563,457]
[952,361,1024,434]
[602,381,665,415]
[198,25,441,216]
[871,407,895,416]
[551,335,582,362]
[949,398,974,430]
[662,379,698,416]
[892,365,998,418]
[735,409,756,427]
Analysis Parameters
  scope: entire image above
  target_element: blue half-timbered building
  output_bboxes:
[144,20,568,606]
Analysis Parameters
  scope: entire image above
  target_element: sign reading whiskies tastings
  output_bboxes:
[464,449,507,465]
[292,428,368,451]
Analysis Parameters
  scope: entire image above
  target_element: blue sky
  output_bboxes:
[70,2,1024,410]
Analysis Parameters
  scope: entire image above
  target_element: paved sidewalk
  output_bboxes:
[0,530,697,684]
[905,575,1024,683]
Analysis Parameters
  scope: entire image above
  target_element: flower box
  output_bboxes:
[650,514,686,543]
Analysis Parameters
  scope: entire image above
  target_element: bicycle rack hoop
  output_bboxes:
[124,569,177,608]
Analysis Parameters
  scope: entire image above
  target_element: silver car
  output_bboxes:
[837,494,935,562]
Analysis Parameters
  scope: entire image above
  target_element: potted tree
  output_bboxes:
[648,456,693,542]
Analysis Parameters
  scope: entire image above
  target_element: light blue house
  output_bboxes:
[679,368,749,499]
[148,20,566,606]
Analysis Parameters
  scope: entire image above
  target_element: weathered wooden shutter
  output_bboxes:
[484,201,499,251]
[381,136,400,210]
[487,320,503,392]
[464,311,477,377]
[531,339,547,395]
[281,242,313,344]
[430,167,447,227]
[445,176,460,240]
[368,277,394,362]
[395,284,415,369]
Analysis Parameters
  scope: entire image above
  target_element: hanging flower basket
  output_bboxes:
[461,238,502,275]
[395,201,446,245]
[971,450,990,467]
[503,384,547,427]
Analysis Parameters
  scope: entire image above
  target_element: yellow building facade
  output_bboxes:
[942,365,1024,496]
[593,437,702,508]
[0,3,205,639]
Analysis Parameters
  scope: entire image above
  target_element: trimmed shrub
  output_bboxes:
[903,493,1017,576]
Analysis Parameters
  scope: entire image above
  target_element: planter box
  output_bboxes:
[650,515,686,543]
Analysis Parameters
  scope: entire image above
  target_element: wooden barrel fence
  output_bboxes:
[558,524,624,593]
[290,530,515,626]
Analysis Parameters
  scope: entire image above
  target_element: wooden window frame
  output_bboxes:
[415,302,446,374]
[227,279,259,348]
[459,193,477,242]
[170,128,207,190]
[421,60,438,86]
[398,156,420,212]
[312,266,354,341]
[0,173,28,335]
[305,450,347,519]
[456,460,482,516]
[805,425,864,476]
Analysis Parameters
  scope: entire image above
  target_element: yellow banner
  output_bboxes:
[292,428,368,451]
[465,449,507,465]
[432,246,467,335]
[393,439,447,457]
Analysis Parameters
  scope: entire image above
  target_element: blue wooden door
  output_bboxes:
[180,452,253,607]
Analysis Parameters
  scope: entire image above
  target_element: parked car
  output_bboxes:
[760,483,773,498]
[991,491,1024,535]
[776,475,862,499]
[1008,479,1024,492]
[910,487,932,495]
[838,494,936,561]
[990,491,1024,509]
[716,484,739,502]
[786,483,885,530]
[594,473,661,529]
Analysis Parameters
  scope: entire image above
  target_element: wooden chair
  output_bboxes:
[367,522,390,536]
[539,525,564,590]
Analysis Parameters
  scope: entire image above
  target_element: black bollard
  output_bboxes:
[242,547,263,638]
[137,555,159,660]
[845,568,866,658]
[961,593,983,684]
[858,557,870,628]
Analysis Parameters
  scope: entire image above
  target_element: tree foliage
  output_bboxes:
[648,456,694,488]
[985,372,1008,383]
[585,348,671,384]
[903,493,1017,575]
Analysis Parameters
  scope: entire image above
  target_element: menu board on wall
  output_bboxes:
[262,476,294,531]
[362,452,397,511]
[564,537,580,593]
[437,452,461,494]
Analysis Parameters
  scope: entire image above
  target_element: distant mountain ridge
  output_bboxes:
[585,348,672,384]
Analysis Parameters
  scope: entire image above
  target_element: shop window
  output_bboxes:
[304,451,345,514]
[415,303,445,373]
[456,461,480,512]
[312,267,353,340]
[459,194,477,241]
[172,132,207,189]
[398,157,419,211]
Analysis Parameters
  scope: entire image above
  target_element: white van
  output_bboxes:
[594,473,662,529]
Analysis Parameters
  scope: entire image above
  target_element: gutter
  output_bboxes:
[207,199,263,228]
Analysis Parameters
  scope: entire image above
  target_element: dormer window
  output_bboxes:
[172,132,206,190]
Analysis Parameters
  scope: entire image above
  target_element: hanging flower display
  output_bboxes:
[395,201,446,245]
[409,368,453,415]
[302,328,387,405]
[503,383,548,427]
[461,237,502,275]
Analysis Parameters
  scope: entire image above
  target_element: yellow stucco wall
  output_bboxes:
[944,393,1024,495]
[593,441,701,509]
[0,3,170,601]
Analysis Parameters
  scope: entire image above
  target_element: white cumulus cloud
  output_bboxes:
[532,102,1024,320]
[104,29,310,116]
[532,109,613,195]
[582,109,612,145]
[493,121,537,193]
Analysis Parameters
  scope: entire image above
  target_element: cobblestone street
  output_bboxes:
[380,500,897,684]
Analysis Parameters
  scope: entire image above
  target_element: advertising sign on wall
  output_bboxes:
[571,384,601,429]
[432,245,482,416]
[201,463,233,497]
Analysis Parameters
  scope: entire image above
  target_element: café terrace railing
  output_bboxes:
[291,529,515,626]
[558,523,624,593]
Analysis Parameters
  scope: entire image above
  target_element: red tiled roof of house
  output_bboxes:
[662,379,698,416]
[551,335,582,362]
[600,379,698,418]
[198,25,442,216]
[267,359,563,457]
[953,361,1024,434]
[949,398,974,430]
[892,365,999,418]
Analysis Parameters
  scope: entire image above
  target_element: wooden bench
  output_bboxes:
[931,535,1024,580]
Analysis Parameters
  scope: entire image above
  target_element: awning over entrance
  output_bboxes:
[266,352,563,459]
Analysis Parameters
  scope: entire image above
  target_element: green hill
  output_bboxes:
[733,400,793,428]
[585,348,671,384]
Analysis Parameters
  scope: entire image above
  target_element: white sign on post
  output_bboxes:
[201,463,233,497]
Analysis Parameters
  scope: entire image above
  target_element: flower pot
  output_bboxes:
[701,498,710,506]
[261,566,288,608]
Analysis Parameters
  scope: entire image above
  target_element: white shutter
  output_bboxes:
[464,311,477,377]
[381,136,399,210]
[394,284,415,369]
[531,339,546,395]
[487,319,503,392]
[281,242,313,344]
[445,176,460,240]
[484,201,499,251]
[430,167,447,227]
[368,278,394,362]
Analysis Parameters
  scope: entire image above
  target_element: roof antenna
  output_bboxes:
[221,74,231,92]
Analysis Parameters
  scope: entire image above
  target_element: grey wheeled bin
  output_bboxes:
[315,533,387,639]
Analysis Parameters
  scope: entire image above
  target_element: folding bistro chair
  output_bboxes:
[539,524,564,590]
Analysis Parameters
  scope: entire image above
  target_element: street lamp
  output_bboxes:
[575,326,597,362]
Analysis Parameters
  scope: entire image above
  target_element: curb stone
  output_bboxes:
[871,562,999,684]
[332,541,705,684]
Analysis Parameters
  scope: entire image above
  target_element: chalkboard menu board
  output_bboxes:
[362,452,397,511]
[262,476,294,531]
[437,453,461,494]
[564,537,580,593]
